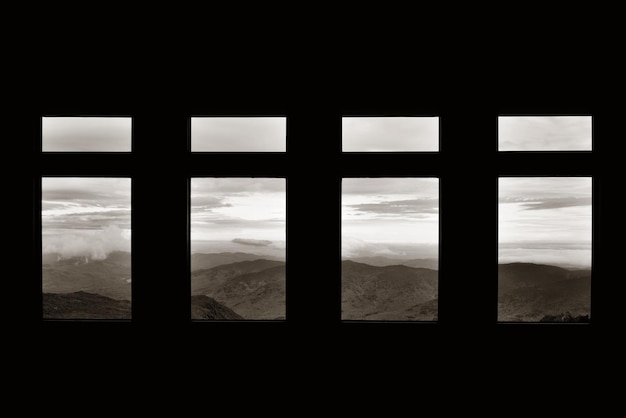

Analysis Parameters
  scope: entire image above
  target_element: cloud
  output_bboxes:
[342,177,438,196]
[42,178,131,208]
[500,196,591,210]
[42,225,130,260]
[232,238,272,247]
[191,195,232,210]
[191,177,286,196]
[42,209,131,230]
[348,198,438,217]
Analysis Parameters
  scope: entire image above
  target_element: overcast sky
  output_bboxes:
[342,117,439,152]
[498,116,592,151]
[42,117,132,152]
[191,117,286,152]
[342,178,439,258]
[42,177,131,259]
[190,178,286,254]
[499,177,591,266]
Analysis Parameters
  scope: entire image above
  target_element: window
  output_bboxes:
[40,117,133,320]
[341,116,440,322]
[191,117,286,152]
[342,177,439,321]
[498,177,592,322]
[190,177,286,320]
[42,117,132,152]
[342,116,439,152]
[497,116,593,323]
[42,177,132,319]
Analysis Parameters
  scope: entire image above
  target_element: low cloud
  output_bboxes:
[42,225,130,260]
[232,238,273,247]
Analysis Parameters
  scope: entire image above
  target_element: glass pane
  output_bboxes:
[190,178,286,320]
[42,177,132,319]
[342,117,439,152]
[42,117,132,152]
[498,116,592,151]
[498,177,592,322]
[191,117,286,152]
[342,178,439,321]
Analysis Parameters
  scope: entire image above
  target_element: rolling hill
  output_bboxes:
[341,260,438,321]
[345,256,438,270]
[43,291,131,319]
[42,252,131,301]
[191,295,244,320]
[191,252,283,272]
[191,259,286,320]
[498,262,591,322]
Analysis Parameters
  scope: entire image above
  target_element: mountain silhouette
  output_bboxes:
[191,259,286,320]
[498,262,591,322]
[191,252,283,272]
[191,295,244,320]
[346,256,438,270]
[342,260,438,321]
[43,291,131,319]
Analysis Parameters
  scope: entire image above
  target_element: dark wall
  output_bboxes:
[8,43,622,401]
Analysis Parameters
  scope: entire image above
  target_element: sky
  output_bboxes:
[498,116,592,151]
[342,178,439,259]
[190,178,286,255]
[191,117,286,152]
[499,177,592,267]
[42,177,131,259]
[42,117,132,151]
[342,117,439,152]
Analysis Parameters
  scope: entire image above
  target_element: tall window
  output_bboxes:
[341,116,440,321]
[190,177,287,320]
[41,117,132,320]
[497,116,593,323]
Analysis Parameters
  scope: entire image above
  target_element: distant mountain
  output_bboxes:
[341,260,438,321]
[191,252,283,271]
[191,295,244,320]
[43,291,131,319]
[42,252,131,301]
[191,259,286,320]
[498,263,591,322]
[192,259,285,295]
[346,256,438,270]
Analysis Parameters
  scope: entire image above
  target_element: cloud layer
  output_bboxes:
[499,116,592,151]
[42,178,131,258]
[191,117,286,152]
[42,117,132,152]
[343,117,439,151]
[43,225,130,259]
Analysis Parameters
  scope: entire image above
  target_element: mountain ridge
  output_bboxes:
[498,262,591,322]
[191,259,286,320]
[342,260,438,321]
[191,252,284,271]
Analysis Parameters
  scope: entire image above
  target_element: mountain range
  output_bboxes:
[191,252,284,272]
[43,251,132,301]
[498,262,591,322]
[342,260,438,321]
[343,256,438,270]
[191,255,286,320]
